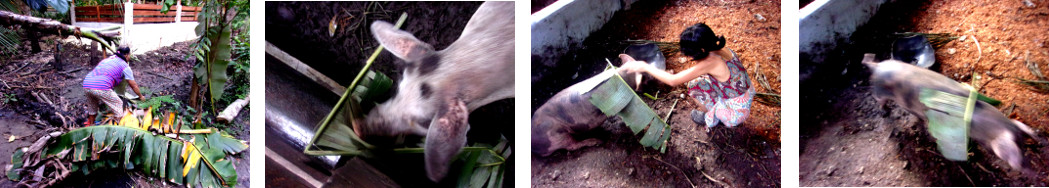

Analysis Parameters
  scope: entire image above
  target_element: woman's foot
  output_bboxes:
[691,110,706,126]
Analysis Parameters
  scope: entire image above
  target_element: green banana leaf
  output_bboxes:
[194,25,233,113]
[454,136,509,188]
[390,136,510,188]
[305,70,390,156]
[975,93,1001,106]
[918,88,974,161]
[588,64,672,151]
[7,126,248,187]
[6,147,25,181]
[137,95,178,109]
[306,13,408,156]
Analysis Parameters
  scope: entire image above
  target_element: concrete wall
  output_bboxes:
[799,0,886,64]
[68,22,199,55]
[530,0,639,68]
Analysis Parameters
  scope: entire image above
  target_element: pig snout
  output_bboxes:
[357,106,429,141]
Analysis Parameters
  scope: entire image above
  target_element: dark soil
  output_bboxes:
[0,38,250,187]
[800,0,814,9]
[266,2,514,187]
[531,0,558,13]
[800,0,1049,186]
[531,0,781,187]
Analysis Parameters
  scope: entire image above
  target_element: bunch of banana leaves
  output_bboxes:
[586,63,672,152]
[917,87,979,161]
[6,107,248,187]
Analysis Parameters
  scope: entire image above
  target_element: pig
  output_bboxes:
[863,53,1036,170]
[532,63,642,156]
[353,1,514,182]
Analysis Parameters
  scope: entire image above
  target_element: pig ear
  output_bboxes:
[990,133,1024,169]
[424,98,470,182]
[370,21,435,62]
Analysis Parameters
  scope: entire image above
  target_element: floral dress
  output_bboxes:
[685,50,755,127]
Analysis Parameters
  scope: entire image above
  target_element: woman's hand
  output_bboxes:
[618,54,648,73]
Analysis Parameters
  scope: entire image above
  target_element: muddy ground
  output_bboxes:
[531,0,781,187]
[266,2,514,187]
[0,39,250,187]
[800,0,1049,186]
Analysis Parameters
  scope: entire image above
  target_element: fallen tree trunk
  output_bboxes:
[0,10,120,51]
[217,95,249,123]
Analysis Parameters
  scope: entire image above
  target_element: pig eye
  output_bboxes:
[420,83,432,99]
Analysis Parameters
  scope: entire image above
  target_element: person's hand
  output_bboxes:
[618,54,648,73]
[619,61,643,73]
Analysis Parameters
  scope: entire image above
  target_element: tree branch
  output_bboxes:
[0,10,120,51]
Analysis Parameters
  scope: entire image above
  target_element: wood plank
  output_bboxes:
[131,17,177,23]
[265,41,347,95]
[74,4,122,11]
[132,4,164,10]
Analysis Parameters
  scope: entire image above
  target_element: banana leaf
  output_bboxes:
[918,88,974,161]
[390,136,510,188]
[454,136,509,188]
[6,147,25,181]
[304,70,390,156]
[588,64,671,151]
[9,125,247,187]
[305,13,407,156]
[193,25,233,113]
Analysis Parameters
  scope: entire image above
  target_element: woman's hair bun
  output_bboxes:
[680,23,725,60]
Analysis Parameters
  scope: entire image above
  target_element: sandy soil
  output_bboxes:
[800,0,1049,186]
[0,39,250,187]
[531,0,781,187]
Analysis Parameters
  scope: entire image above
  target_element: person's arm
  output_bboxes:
[122,67,145,99]
[642,64,704,86]
[619,54,706,86]
[128,80,145,99]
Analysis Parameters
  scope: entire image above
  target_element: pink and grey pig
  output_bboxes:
[863,54,1036,170]
[353,1,514,182]
[532,67,637,157]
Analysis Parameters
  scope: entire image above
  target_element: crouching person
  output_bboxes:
[82,46,145,126]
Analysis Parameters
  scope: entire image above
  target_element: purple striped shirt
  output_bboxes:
[83,56,134,90]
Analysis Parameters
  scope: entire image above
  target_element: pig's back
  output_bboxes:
[872,60,971,98]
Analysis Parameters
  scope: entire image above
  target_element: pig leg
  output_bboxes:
[870,82,896,117]
[424,98,470,182]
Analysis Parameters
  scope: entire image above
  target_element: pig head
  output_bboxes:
[863,55,1036,170]
[357,1,514,182]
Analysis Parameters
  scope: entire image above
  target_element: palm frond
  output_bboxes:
[588,64,671,151]
[918,88,974,161]
[7,125,246,187]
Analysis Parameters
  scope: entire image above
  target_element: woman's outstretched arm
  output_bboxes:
[619,54,705,86]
